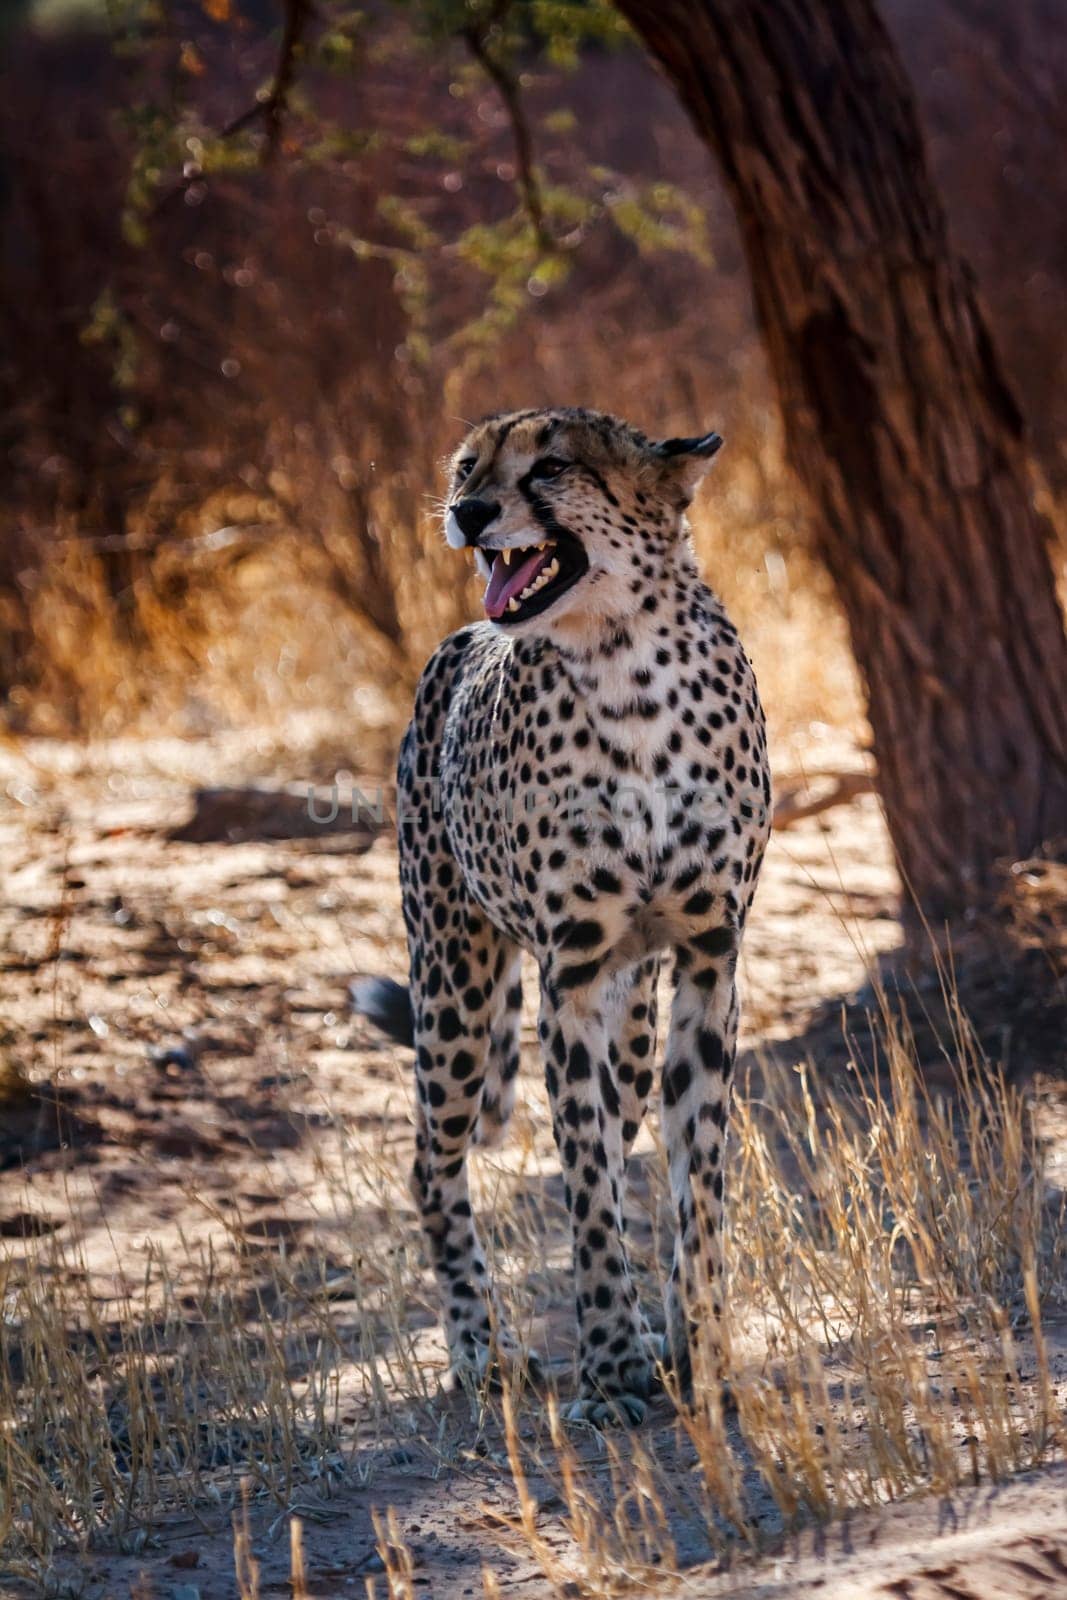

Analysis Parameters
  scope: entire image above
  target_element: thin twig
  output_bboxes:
[214,0,315,149]
[462,5,553,254]
[151,0,315,217]
[259,0,315,160]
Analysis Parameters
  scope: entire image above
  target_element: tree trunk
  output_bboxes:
[616,0,1067,919]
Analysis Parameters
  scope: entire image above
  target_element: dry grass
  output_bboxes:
[6,393,863,760]
[2,969,1063,1592]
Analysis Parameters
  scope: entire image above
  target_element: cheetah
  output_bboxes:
[353,407,771,1424]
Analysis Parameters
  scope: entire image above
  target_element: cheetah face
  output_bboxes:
[444,407,723,638]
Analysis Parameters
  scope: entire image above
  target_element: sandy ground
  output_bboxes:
[1,725,1064,1599]
[677,1462,1067,1598]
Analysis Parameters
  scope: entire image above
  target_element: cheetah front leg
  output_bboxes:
[659,926,740,1398]
[539,969,655,1426]
[409,912,534,1391]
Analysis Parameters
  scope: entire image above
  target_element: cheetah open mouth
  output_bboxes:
[481,536,588,624]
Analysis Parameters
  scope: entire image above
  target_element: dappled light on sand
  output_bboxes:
[0,729,1064,1592]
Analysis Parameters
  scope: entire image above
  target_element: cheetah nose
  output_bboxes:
[452,497,500,545]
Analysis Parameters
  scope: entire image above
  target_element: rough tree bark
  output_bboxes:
[615,0,1067,919]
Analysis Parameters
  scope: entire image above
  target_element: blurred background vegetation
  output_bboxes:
[0,0,1063,747]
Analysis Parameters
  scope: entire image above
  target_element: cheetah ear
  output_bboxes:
[651,431,724,495]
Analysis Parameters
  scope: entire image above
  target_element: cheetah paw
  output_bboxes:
[560,1391,649,1428]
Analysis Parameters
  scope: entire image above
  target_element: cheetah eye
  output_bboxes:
[455,457,476,483]
[529,456,569,481]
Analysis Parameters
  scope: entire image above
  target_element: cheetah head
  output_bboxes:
[444,406,722,640]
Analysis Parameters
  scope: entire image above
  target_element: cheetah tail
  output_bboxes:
[349,976,415,1048]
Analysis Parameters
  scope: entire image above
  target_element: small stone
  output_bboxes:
[150,1044,195,1071]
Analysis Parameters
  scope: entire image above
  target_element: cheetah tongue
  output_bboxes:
[484,547,553,620]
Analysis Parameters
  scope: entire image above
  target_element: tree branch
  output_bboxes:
[255,0,315,160]
[772,771,876,831]
[151,0,314,218]
[461,7,553,254]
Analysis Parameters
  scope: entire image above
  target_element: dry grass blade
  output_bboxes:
[234,1483,261,1600]
[290,1515,309,1600]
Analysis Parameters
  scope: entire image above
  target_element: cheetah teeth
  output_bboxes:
[511,557,560,607]
[474,549,492,579]
[497,543,550,569]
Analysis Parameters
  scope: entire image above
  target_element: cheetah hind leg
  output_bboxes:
[615,956,665,1403]
[472,946,524,1149]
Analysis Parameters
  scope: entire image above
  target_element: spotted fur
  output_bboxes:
[357,406,771,1425]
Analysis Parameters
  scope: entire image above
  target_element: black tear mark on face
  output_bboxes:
[516,462,576,544]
